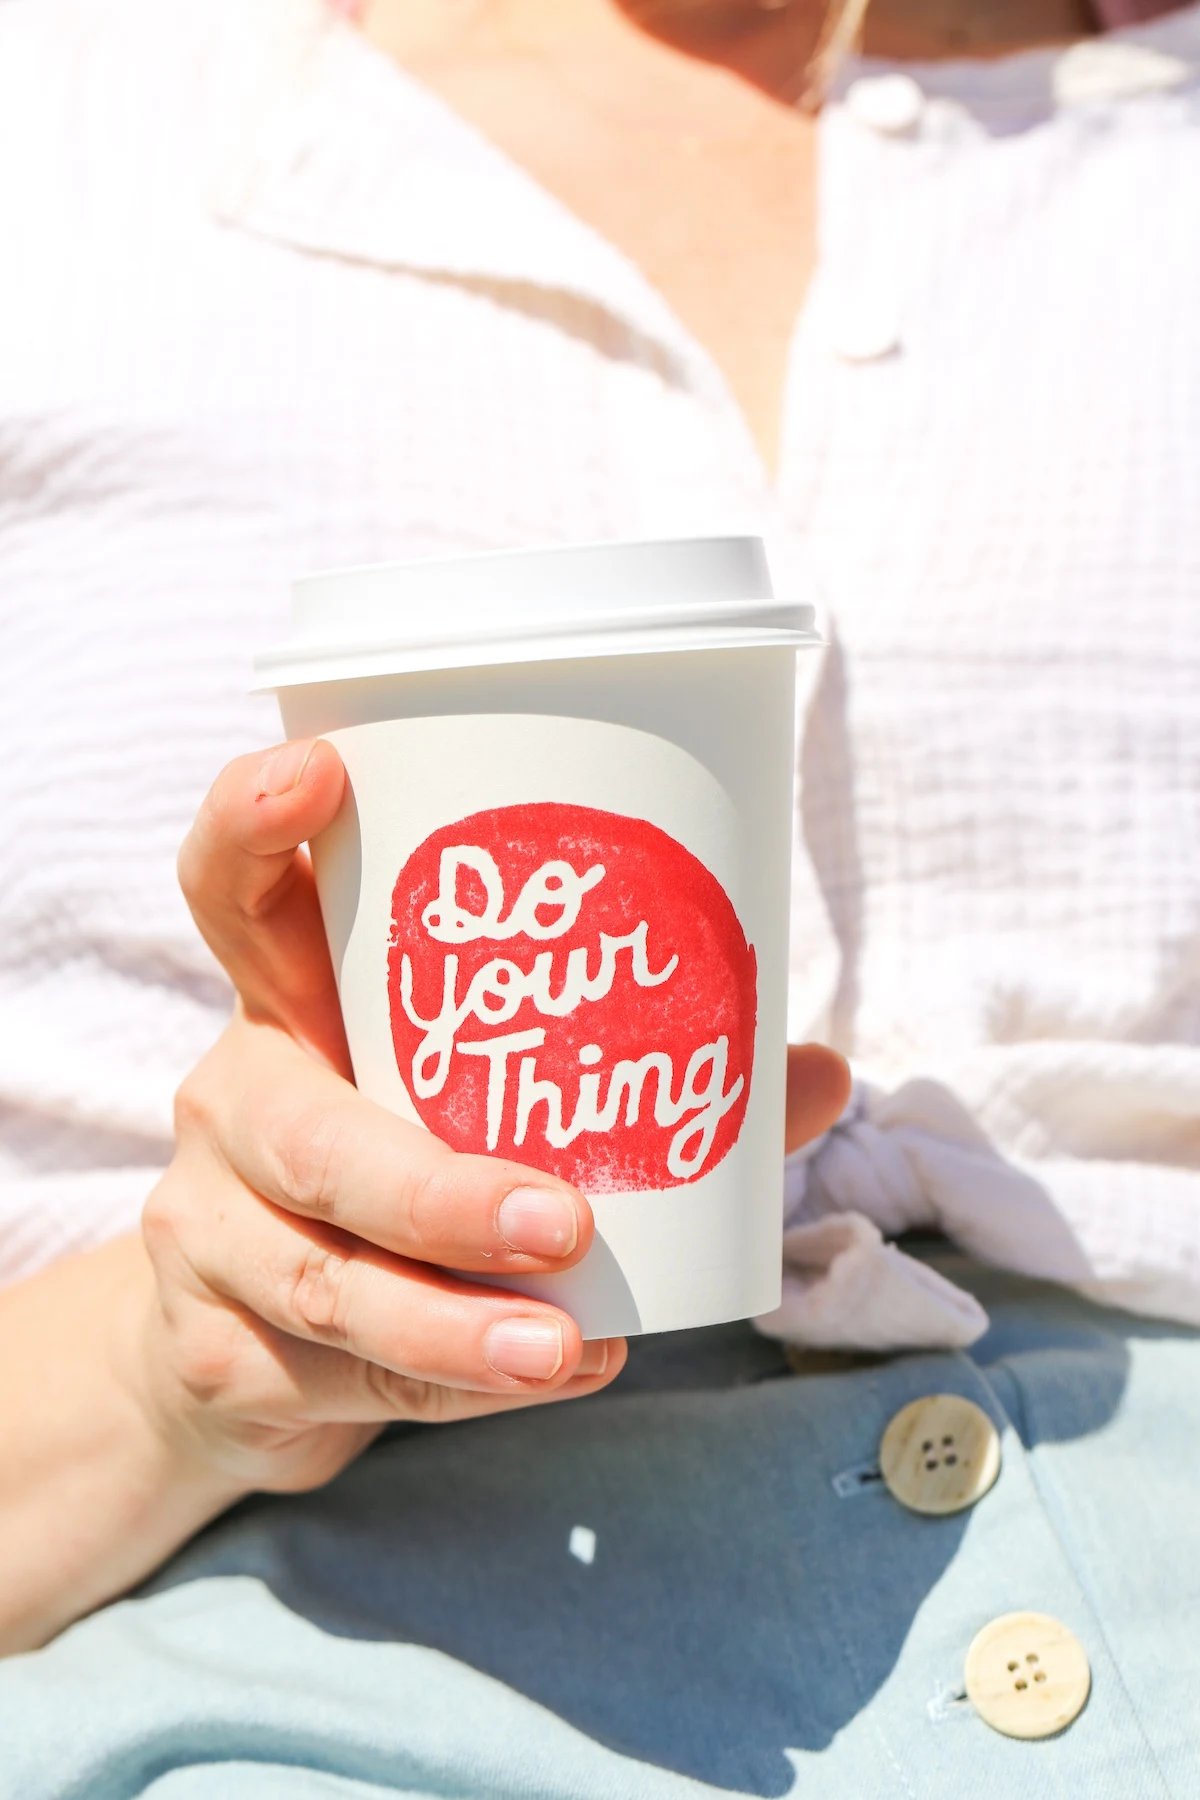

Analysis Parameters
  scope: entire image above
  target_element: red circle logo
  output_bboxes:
[387,802,756,1192]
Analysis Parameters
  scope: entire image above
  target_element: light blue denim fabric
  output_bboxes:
[2,1247,1198,1799]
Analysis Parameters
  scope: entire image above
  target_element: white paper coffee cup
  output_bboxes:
[256,537,819,1338]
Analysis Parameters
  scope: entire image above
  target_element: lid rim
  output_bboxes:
[254,620,821,693]
[291,533,775,601]
[263,536,819,692]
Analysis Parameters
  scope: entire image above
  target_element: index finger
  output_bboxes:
[178,738,349,1064]
[186,1013,596,1274]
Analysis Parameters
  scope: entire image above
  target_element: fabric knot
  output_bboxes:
[784,1081,935,1237]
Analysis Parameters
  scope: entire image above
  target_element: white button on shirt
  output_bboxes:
[844,73,925,135]
[1,0,1200,1351]
[825,298,903,364]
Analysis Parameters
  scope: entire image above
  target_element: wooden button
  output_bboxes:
[879,1394,1000,1516]
[965,1612,1091,1740]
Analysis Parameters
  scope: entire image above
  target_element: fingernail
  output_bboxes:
[485,1317,565,1381]
[257,739,315,798]
[497,1187,579,1259]
[576,1339,610,1378]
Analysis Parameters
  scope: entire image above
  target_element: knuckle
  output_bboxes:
[239,860,297,930]
[271,1103,342,1220]
[140,1160,213,1274]
[363,1361,456,1424]
[398,1145,459,1249]
[172,1066,217,1144]
[288,1238,353,1343]
[168,1309,251,1409]
[140,1176,183,1268]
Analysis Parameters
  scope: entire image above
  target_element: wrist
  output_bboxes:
[0,1235,247,1653]
[107,1235,252,1516]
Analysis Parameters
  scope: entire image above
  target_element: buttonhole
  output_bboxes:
[831,1460,884,1498]
[926,1682,972,1724]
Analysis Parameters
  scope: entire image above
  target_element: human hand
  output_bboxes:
[134,739,626,1497]
[133,738,850,1500]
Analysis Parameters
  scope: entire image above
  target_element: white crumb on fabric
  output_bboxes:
[568,1526,597,1565]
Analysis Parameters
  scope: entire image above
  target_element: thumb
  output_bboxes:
[178,738,351,1068]
[785,1043,851,1156]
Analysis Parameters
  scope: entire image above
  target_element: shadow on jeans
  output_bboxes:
[143,1283,1151,1797]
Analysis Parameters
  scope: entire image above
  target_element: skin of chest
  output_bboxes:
[361,0,1095,473]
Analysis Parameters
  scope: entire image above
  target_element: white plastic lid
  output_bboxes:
[255,536,818,689]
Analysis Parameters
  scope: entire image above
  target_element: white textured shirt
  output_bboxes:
[1,0,1198,1347]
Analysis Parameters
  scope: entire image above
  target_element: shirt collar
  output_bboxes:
[212,3,714,391]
